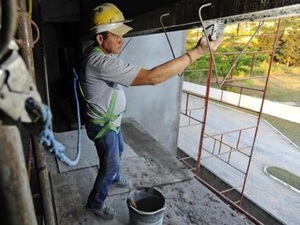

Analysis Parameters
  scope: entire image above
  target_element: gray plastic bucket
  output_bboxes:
[127,187,166,225]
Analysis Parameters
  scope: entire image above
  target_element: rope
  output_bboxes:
[25,68,82,166]
[72,67,82,163]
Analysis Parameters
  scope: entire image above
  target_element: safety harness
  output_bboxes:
[80,46,127,141]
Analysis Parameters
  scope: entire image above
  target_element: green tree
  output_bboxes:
[257,24,277,51]
[274,17,300,67]
[276,28,300,67]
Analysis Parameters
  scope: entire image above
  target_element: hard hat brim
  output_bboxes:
[109,24,132,36]
[91,20,133,36]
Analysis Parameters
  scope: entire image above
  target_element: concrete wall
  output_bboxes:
[119,31,187,154]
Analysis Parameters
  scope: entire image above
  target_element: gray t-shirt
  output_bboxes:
[80,45,141,127]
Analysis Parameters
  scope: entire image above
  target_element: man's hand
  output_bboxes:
[195,36,223,55]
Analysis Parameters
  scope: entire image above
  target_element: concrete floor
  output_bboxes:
[48,118,253,225]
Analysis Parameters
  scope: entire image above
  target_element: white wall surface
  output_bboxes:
[119,31,187,154]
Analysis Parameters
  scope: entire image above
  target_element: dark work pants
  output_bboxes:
[85,121,124,208]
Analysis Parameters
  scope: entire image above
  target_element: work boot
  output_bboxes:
[113,178,133,189]
[85,204,116,220]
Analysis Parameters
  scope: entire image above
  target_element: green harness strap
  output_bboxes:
[80,45,126,140]
[90,86,120,140]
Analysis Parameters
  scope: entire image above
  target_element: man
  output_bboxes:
[80,2,222,220]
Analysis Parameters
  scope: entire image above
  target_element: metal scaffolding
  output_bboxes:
[177,19,283,225]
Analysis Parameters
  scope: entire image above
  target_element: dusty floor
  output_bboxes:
[48,118,253,225]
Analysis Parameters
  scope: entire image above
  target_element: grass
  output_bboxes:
[261,114,300,147]
[254,73,300,106]
[266,166,300,191]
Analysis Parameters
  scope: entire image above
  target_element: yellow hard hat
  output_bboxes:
[91,3,132,36]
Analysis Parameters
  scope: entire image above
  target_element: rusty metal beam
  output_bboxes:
[32,138,56,225]
[17,10,36,82]
[0,122,38,225]
[16,1,56,225]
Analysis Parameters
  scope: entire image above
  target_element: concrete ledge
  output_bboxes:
[183,82,300,124]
